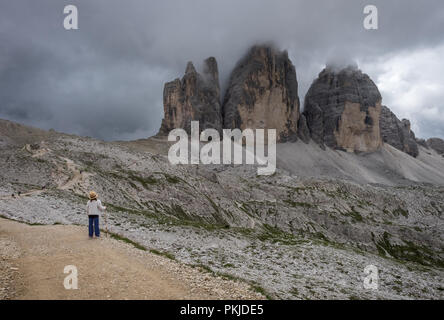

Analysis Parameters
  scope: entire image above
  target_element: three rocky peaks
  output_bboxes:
[159,46,299,142]
[158,45,422,157]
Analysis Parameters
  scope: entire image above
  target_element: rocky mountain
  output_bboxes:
[303,65,383,153]
[222,45,300,142]
[159,45,301,142]
[427,138,444,155]
[157,47,430,162]
[302,65,424,159]
[297,114,310,144]
[379,105,419,157]
[0,119,52,146]
[1,118,443,300]
[158,57,222,135]
[2,46,443,300]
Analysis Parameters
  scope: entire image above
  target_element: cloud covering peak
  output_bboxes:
[1,0,444,140]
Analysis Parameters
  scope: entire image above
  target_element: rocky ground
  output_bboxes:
[0,120,443,299]
[0,234,23,299]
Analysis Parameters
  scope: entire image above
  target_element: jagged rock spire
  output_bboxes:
[222,45,300,142]
[158,57,222,135]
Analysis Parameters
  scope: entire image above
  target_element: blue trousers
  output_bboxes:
[88,215,100,237]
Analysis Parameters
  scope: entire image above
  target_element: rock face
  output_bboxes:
[297,114,310,144]
[158,57,222,135]
[427,138,444,155]
[379,106,419,157]
[222,45,300,142]
[304,66,383,153]
[416,138,428,149]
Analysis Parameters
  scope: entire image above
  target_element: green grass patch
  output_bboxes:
[192,264,214,273]
[251,284,273,300]
[149,249,176,260]
[129,174,158,189]
[258,224,308,246]
[163,173,181,184]
[110,233,147,251]
[393,207,409,218]
[290,287,299,297]
[0,214,11,220]
[223,263,235,268]
[347,207,364,223]
[284,200,315,209]
[375,232,443,268]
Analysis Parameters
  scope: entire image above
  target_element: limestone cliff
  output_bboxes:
[427,138,444,155]
[379,106,419,157]
[222,45,300,142]
[297,114,310,144]
[158,57,222,135]
[303,66,383,153]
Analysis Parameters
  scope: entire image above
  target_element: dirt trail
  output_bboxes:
[58,157,92,192]
[0,218,261,300]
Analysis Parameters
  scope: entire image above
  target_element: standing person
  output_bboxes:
[86,191,106,238]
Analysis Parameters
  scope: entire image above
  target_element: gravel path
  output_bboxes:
[0,218,262,300]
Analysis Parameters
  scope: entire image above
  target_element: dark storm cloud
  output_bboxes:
[1,0,444,140]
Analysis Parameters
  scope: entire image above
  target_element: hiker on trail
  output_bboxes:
[86,191,106,238]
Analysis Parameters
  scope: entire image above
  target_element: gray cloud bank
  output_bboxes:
[1,0,444,140]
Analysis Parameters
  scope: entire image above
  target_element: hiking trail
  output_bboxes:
[0,218,261,300]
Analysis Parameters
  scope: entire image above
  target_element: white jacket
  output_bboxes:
[86,199,106,217]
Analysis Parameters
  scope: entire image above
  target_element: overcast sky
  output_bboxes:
[1,0,444,140]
